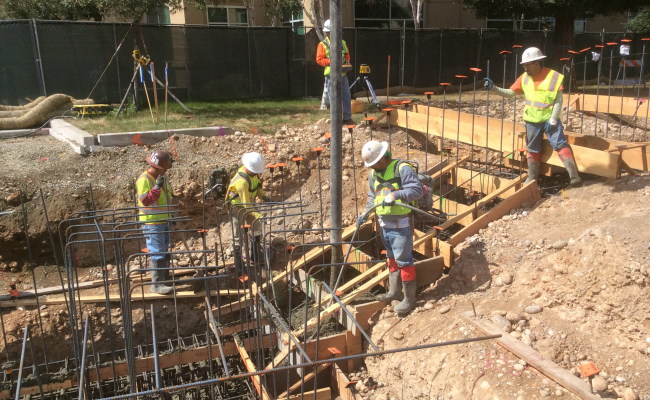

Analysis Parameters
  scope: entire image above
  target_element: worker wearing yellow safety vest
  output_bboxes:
[356,141,423,315]
[484,47,581,187]
[316,19,354,124]
[225,152,269,271]
[135,150,175,294]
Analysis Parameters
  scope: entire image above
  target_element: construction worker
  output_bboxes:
[316,19,354,124]
[225,152,269,270]
[356,141,423,314]
[484,47,581,186]
[136,150,174,295]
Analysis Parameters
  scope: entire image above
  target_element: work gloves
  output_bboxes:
[382,192,396,206]
[155,175,166,190]
[483,77,494,90]
[355,214,368,228]
[546,118,560,135]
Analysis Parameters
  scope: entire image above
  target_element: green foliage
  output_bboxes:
[627,10,650,34]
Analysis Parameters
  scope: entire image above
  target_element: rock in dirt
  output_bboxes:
[439,305,451,314]
[623,388,639,400]
[591,376,608,392]
[551,240,568,249]
[5,191,21,206]
[491,314,512,332]
[392,331,404,341]
[524,305,543,314]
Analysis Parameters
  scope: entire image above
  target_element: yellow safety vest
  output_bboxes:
[372,159,414,216]
[322,37,350,76]
[135,171,172,224]
[520,69,563,123]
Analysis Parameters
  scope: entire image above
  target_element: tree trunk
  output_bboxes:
[553,11,575,52]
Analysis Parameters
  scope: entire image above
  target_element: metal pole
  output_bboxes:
[77,316,90,400]
[15,326,29,400]
[31,20,47,96]
[329,0,343,288]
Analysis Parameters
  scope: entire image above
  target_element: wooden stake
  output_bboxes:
[150,62,159,122]
[140,65,155,122]
[164,62,169,122]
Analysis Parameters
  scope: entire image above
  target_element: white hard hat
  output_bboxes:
[323,19,330,33]
[361,140,389,167]
[520,47,546,64]
[242,152,265,174]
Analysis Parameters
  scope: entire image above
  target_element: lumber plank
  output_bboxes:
[332,363,363,400]
[454,168,518,198]
[564,93,649,118]
[0,289,246,308]
[461,311,598,400]
[286,387,332,400]
[396,107,619,178]
[278,363,331,398]
[235,334,273,400]
[448,180,541,247]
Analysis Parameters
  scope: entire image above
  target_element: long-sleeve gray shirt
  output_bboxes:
[364,161,423,225]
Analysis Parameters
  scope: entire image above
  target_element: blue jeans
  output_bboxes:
[525,120,569,154]
[380,226,414,267]
[143,223,171,261]
[327,74,352,120]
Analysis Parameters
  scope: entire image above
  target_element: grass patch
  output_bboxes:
[71,98,328,135]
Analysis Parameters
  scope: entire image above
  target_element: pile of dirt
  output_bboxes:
[361,173,650,400]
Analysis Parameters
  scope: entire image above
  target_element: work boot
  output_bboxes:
[394,280,417,314]
[524,161,540,184]
[377,270,403,302]
[562,157,582,187]
[150,259,173,295]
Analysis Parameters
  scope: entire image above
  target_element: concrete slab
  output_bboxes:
[0,128,49,138]
[50,119,96,147]
[97,126,234,147]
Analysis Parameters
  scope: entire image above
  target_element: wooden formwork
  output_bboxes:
[392,103,650,175]
[255,161,542,399]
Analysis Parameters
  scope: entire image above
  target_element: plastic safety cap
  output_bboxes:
[361,140,389,167]
[521,47,546,64]
[242,152,265,174]
[323,19,331,32]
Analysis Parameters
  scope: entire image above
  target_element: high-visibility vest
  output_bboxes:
[322,37,349,76]
[371,159,415,216]
[520,69,563,123]
[225,166,261,206]
[135,171,172,224]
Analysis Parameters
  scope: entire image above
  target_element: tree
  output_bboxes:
[627,10,650,34]
[462,0,650,47]
[408,0,423,30]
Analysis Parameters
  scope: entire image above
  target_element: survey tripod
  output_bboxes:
[115,49,190,116]
[349,64,381,108]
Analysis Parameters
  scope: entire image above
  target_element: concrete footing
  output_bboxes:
[98,126,234,147]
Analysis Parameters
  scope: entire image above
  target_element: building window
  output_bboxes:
[207,6,248,26]
[146,6,171,25]
[354,0,415,29]
[284,11,305,35]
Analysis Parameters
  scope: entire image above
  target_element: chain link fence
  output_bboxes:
[0,20,646,105]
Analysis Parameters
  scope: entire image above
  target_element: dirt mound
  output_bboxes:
[362,173,650,399]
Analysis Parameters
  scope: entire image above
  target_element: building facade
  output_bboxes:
[163,0,630,33]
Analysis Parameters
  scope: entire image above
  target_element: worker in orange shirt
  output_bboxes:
[316,19,354,124]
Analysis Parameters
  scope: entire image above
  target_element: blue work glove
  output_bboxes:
[546,118,560,135]
[356,213,368,228]
[483,77,494,90]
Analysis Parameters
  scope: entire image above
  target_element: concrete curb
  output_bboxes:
[98,126,234,147]
[49,120,97,155]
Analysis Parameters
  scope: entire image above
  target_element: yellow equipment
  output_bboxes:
[132,49,151,66]
[359,64,371,74]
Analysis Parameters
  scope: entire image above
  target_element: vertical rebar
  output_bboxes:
[77,316,90,400]
[14,326,29,400]
[424,91,433,170]
[594,44,604,137]
[605,43,616,138]
[150,304,161,391]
